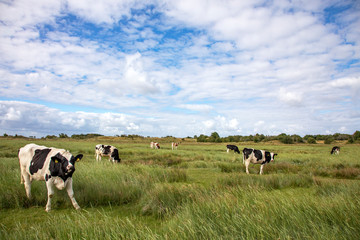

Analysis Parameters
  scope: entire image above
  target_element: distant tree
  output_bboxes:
[279,135,294,144]
[46,135,57,139]
[210,132,221,142]
[324,136,334,144]
[353,131,360,141]
[3,133,8,137]
[291,134,304,143]
[307,137,316,144]
[59,133,68,138]
[197,134,208,142]
[277,133,294,144]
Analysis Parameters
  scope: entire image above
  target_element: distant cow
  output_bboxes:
[172,142,179,150]
[18,143,83,212]
[242,148,277,174]
[150,142,160,149]
[331,146,340,155]
[95,144,121,163]
[226,144,240,154]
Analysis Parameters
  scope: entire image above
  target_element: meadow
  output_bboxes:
[1,137,360,239]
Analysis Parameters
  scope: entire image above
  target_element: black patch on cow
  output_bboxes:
[103,145,111,155]
[111,149,121,163]
[242,148,253,159]
[227,145,240,154]
[264,151,271,164]
[45,174,51,181]
[29,148,51,175]
[254,150,263,161]
[49,153,74,182]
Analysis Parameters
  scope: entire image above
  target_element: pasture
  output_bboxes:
[1,138,360,239]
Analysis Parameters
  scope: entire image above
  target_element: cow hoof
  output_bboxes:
[45,208,51,212]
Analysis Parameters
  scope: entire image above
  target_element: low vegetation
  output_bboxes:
[1,138,359,239]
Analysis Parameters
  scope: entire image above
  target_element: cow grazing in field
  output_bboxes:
[242,148,277,175]
[226,144,240,154]
[150,142,160,149]
[172,142,179,150]
[18,143,83,212]
[95,144,121,163]
[331,146,340,155]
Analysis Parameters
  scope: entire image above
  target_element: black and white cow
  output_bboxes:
[226,144,240,154]
[331,146,340,155]
[95,144,121,163]
[18,143,83,212]
[242,148,277,175]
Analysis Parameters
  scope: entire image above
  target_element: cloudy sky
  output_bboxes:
[0,0,359,138]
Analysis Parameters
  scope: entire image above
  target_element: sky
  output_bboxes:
[0,0,359,138]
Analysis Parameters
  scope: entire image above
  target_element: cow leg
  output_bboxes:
[245,161,250,174]
[259,164,264,175]
[45,181,55,212]
[227,149,229,153]
[66,178,80,210]
[23,174,32,199]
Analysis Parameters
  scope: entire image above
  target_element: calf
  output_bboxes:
[172,142,179,150]
[226,144,240,154]
[331,146,340,155]
[242,148,277,174]
[95,144,121,162]
[18,143,83,212]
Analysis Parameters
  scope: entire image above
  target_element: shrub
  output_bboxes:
[307,137,316,144]
[279,135,294,144]
[324,137,334,144]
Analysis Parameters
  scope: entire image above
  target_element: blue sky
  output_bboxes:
[0,0,359,137]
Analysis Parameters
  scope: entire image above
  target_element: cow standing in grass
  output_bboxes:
[150,142,160,149]
[242,148,277,174]
[18,143,83,212]
[226,145,240,154]
[95,144,121,163]
[172,142,179,150]
[331,146,340,155]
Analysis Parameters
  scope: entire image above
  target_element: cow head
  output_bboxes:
[265,151,277,162]
[50,153,83,181]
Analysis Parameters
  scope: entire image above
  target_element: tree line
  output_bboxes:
[194,131,360,144]
[2,131,360,144]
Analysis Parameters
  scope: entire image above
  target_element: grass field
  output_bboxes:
[1,138,360,239]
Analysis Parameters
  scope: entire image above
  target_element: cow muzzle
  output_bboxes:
[66,165,75,173]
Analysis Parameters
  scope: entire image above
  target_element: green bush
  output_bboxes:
[307,137,316,144]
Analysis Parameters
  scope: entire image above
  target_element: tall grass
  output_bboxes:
[1,139,360,239]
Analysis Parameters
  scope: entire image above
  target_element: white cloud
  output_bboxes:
[177,104,213,112]
[278,88,304,107]
[330,77,360,88]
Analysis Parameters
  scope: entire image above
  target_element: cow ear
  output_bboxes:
[51,156,61,164]
[74,154,83,162]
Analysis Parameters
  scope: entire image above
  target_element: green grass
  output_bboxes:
[1,138,360,239]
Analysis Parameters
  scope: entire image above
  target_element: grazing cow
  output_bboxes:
[18,143,83,212]
[172,142,180,150]
[331,146,340,155]
[226,144,240,154]
[95,144,121,162]
[150,142,160,149]
[242,148,277,175]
